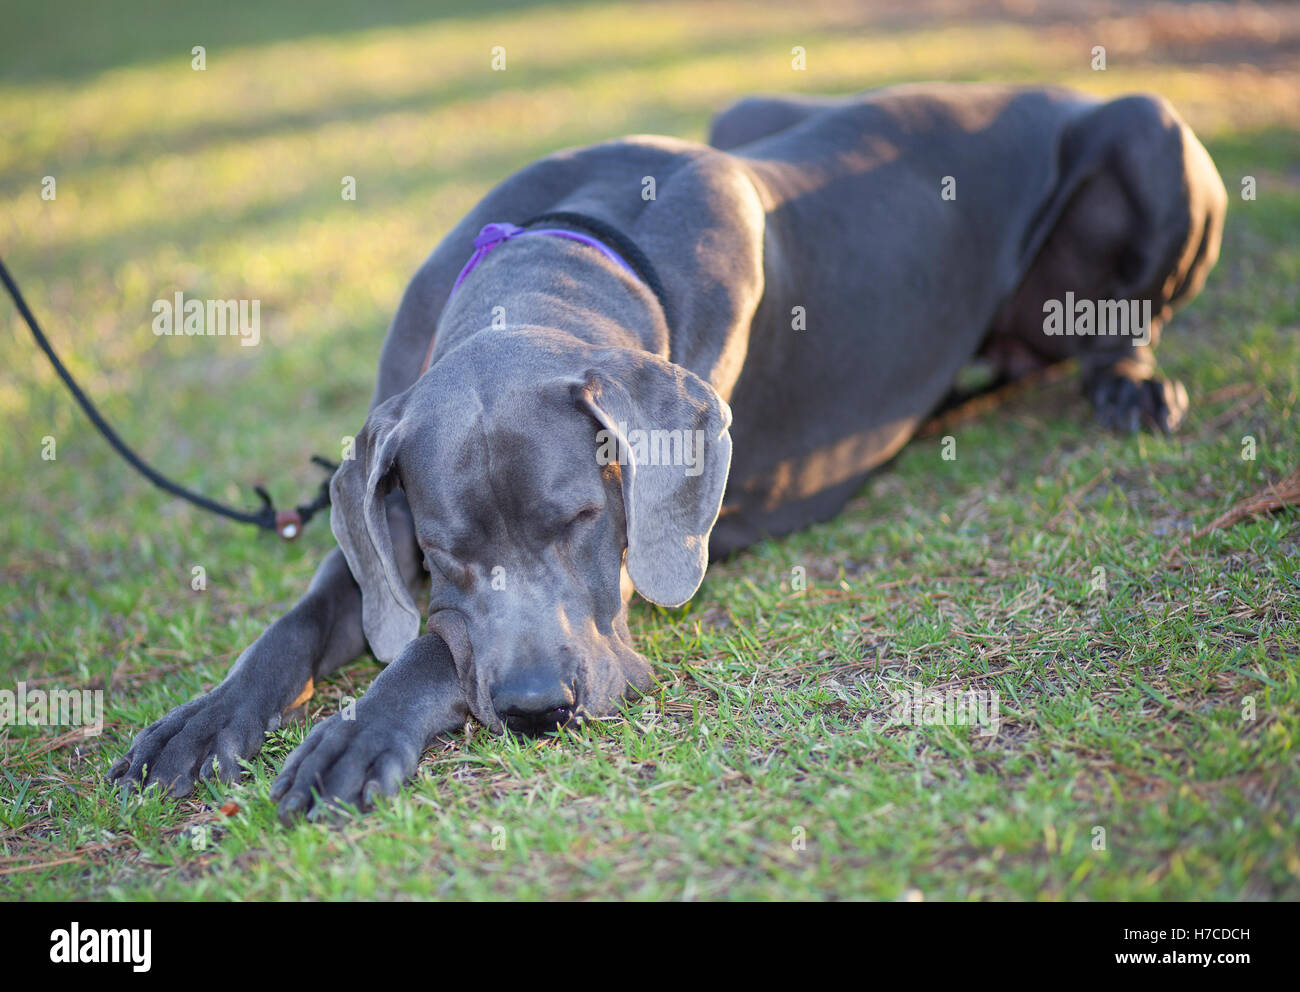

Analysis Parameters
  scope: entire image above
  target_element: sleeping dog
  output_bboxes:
[107,83,1226,820]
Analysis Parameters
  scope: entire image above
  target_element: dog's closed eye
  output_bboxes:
[567,505,602,527]
[556,504,604,540]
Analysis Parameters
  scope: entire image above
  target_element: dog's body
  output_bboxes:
[108,84,1226,819]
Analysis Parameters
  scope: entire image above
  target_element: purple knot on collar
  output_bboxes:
[447,221,640,301]
[472,222,525,250]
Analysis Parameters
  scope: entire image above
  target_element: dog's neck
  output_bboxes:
[428,235,670,368]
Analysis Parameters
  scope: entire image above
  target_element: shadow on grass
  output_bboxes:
[0,24,811,201]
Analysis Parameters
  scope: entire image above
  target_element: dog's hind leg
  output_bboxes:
[983,95,1226,433]
[106,493,425,798]
[707,94,844,151]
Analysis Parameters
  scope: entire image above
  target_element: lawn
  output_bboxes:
[1,0,1297,900]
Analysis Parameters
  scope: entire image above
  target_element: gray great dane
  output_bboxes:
[107,83,1226,821]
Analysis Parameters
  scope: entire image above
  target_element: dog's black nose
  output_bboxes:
[493,677,575,736]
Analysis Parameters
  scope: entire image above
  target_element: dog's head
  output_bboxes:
[330,327,732,733]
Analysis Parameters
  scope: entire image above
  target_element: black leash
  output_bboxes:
[0,254,333,540]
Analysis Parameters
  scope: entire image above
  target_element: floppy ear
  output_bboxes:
[329,403,421,662]
[575,353,732,608]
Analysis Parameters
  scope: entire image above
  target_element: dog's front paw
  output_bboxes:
[106,683,284,798]
[1088,370,1189,434]
[271,711,423,824]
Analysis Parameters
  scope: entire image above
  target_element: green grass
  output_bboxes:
[1,0,1297,900]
